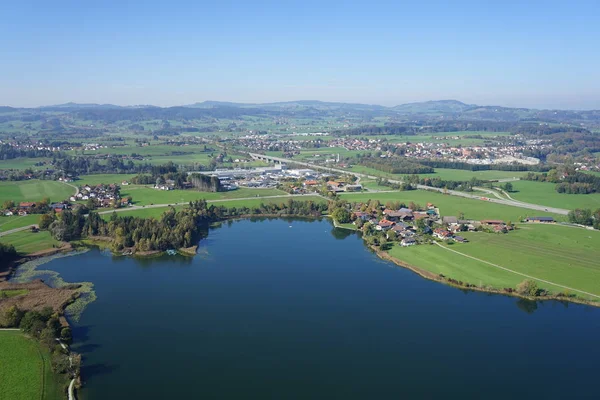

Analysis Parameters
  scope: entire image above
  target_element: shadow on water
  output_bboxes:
[516,298,538,314]
[82,363,120,378]
[76,343,103,353]
[71,325,93,342]
[330,227,357,240]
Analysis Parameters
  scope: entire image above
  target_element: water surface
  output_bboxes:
[42,219,600,399]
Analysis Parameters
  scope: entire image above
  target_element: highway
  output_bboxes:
[249,153,570,215]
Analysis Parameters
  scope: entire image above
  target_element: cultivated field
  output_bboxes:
[120,186,288,206]
[1,230,61,254]
[349,165,529,182]
[388,224,600,300]
[0,214,39,233]
[0,180,75,204]
[339,190,565,222]
[0,330,64,400]
[508,180,600,210]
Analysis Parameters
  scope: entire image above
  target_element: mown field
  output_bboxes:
[339,190,565,222]
[120,186,288,206]
[75,174,139,186]
[349,165,529,182]
[1,230,60,254]
[0,158,53,170]
[0,330,65,400]
[0,214,39,233]
[508,180,600,210]
[388,224,600,300]
[0,180,75,204]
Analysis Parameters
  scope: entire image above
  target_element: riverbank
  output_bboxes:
[370,244,600,308]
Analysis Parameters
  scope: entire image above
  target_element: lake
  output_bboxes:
[38,219,600,399]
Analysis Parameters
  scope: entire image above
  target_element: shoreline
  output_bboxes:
[369,244,600,308]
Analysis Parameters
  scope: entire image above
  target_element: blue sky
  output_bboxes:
[1,0,599,109]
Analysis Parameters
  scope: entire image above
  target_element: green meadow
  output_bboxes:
[0,330,65,400]
[120,186,288,206]
[349,165,529,182]
[0,180,75,204]
[508,180,600,210]
[1,230,61,254]
[339,190,565,222]
[0,158,53,170]
[0,214,39,232]
[388,224,600,300]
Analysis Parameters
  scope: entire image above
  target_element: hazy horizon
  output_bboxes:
[2,0,599,110]
[3,98,600,112]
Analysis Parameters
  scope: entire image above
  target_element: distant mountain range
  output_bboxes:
[1,100,599,125]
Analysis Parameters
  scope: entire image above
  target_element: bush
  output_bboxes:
[516,279,539,296]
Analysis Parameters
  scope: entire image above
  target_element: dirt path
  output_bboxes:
[433,242,600,299]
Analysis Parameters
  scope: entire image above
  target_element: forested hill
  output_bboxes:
[2,100,600,126]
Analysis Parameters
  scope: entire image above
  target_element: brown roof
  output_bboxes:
[19,202,35,207]
[481,219,505,225]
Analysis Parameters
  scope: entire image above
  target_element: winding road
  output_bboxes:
[249,153,569,215]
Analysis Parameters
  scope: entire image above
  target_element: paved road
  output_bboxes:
[249,153,569,215]
[0,225,38,238]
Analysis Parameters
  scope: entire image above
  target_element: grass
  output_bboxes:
[0,158,53,170]
[387,224,600,300]
[0,289,29,298]
[0,330,65,400]
[339,190,565,222]
[120,186,288,206]
[74,173,138,186]
[0,214,39,232]
[507,180,600,210]
[1,230,61,254]
[0,180,75,204]
[349,165,529,182]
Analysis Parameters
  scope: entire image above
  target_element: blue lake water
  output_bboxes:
[41,219,600,399]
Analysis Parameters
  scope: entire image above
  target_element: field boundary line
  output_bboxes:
[433,242,600,299]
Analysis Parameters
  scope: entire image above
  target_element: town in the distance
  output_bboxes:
[1,99,600,399]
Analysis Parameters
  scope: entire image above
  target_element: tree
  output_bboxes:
[2,305,23,327]
[60,327,73,344]
[2,200,15,210]
[39,214,54,230]
[332,208,351,223]
[516,279,539,297]
[503,182,513,192]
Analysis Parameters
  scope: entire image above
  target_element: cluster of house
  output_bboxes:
[353,204,439,247]
[4,201,72,216]
[72,184,131,208]
[154,180,176,191]
[326,180,363,192]
[350,202,544,247]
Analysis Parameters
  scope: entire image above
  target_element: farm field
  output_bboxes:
[339,190,565,222]
[0,158,53,170]
[0,180,75,204]
[388,224,600,300]
[75,174,138,186]
[0,214,39,233]
[508,180,600,210]
[120,186,288,206]
[349,165,529,182]
[0,330,64,400]
[1,230,61,254]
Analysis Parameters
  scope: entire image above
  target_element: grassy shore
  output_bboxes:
[0,330,66,400]
[386,224,600,301]
[339,190,565,222]
[0,180,75,204]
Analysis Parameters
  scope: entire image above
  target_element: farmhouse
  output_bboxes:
[526,216,555,223]
[401,237,417,247]
[376,219,395,231]
[433,228,453,240]
[19,202,35,210]
[480,219,505,226]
